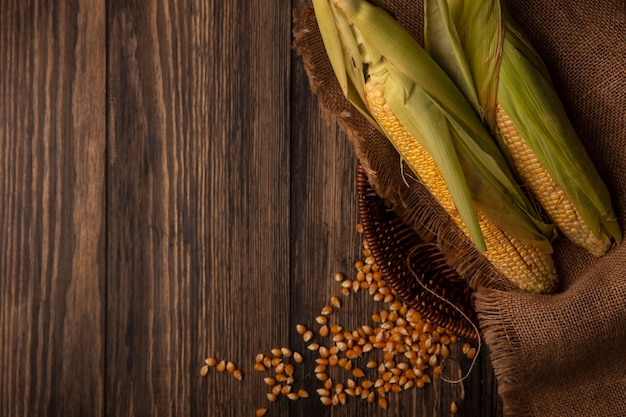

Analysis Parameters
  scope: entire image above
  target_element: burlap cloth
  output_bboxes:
[293,0,626,415]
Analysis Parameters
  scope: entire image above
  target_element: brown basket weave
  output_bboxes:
[356,165,478,340]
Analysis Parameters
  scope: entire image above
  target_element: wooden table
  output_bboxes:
[0,1,502,416]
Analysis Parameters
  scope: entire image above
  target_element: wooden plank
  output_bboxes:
[105,0,291,415]
[288,27,364,416]
[0,1,105,416]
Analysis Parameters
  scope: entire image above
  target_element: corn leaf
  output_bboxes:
[313,0,348,94]
[424,0,482,117]
[425,0,503,132]
[501,7,551,81]
[313,0,381,129]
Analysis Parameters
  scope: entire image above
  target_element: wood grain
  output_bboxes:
[106,0,293,415]
[0,1,105,416]
[0,0,501,416]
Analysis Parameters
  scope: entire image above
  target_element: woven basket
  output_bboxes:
[356,164,478,340]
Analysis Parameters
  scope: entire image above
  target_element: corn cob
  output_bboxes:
[494,31,621,256]
[314,0,558,292]
[424,0,622,256]
[495,103,610,256]
[364,71,557,293]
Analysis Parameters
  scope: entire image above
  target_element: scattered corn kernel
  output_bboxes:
[284,364,294,375]
[233,227,470,414]
[320,396,332,406]
[316,372,328,382]
[303,330,314,342]
[262,357,272,368]
[321,305,334,316]
[378,397,388,409]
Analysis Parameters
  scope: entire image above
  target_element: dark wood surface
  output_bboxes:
[0,1,502,416]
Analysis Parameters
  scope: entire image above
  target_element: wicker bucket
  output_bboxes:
[356,165,478,340]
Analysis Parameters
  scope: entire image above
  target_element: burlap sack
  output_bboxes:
[293,1,626,416]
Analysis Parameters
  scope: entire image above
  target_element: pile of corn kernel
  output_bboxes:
[201,224,476,416]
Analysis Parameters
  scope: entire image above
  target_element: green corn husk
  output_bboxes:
[425,0,622,255]
[312,0,555,253]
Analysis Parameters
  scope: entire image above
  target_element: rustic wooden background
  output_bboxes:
[0,1,502,416]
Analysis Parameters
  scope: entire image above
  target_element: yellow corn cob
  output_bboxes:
[365,78,558,293]
[495,103,611,257]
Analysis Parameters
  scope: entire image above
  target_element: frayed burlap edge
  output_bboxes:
[474,290,533,417]
[292,4,516,295]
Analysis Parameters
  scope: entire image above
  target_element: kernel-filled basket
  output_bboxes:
[356,165,478,340]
